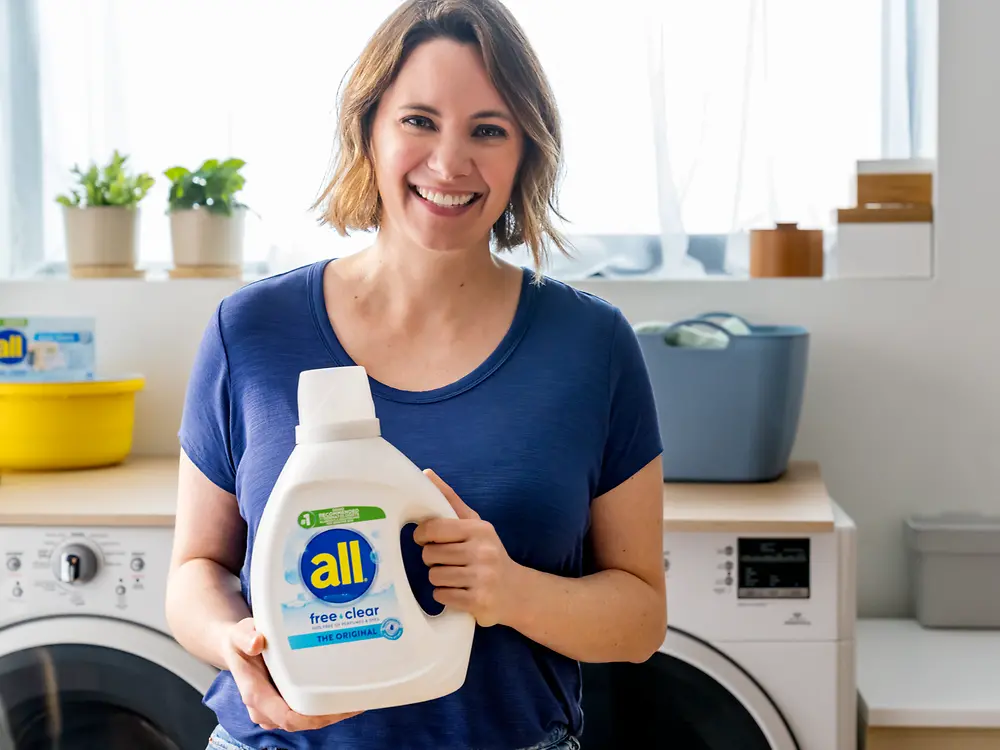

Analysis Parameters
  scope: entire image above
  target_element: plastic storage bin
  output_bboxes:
[636,312,809,482]
[905,512,1000,628]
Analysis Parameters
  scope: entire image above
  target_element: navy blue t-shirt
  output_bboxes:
[179,260,662,750]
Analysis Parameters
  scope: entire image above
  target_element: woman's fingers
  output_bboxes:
[428,563,473,588]
[286,710,364,732]
[421,541,470,566]
[432,586,474,609]
[423,469,480,520]
[224,618,363,732]
[413,518,471,545]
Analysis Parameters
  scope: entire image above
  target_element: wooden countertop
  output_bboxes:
[662,461,835,533]
[0,456,833,533]
[0,456,179,526]
[858,618,1000,729]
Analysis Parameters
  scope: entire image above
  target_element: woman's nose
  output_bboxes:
[427,134,472,180]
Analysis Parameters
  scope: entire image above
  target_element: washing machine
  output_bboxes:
[0,524,219,749]
[581,503,857,750]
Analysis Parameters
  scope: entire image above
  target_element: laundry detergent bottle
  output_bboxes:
[250,366,476,716]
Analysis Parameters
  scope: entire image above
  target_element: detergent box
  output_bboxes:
[0,317,96,381]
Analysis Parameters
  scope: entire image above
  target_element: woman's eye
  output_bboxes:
[402,115,434,130]
[474,124,508,138]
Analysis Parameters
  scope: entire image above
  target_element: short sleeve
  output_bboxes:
[596,309,664,497]
[178,302,237,495]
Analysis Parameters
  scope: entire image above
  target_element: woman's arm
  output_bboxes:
[503,457,667,663]
[166,450,359,732]
[165,449,250,669]
[418,458,667,664]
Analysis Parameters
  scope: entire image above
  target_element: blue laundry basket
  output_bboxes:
[637,312,809,482]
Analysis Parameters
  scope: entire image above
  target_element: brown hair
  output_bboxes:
[313,0,568,270]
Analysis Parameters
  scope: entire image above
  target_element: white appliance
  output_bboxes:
[580,503,857,750]
[0,525,219,748]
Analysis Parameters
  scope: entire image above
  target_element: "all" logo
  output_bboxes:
[300,528,377,604]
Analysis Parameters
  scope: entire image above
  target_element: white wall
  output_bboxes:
[0,1,993,619]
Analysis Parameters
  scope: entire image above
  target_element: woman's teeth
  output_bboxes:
[414,186,476,207]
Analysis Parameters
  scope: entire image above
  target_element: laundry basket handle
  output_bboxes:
[696,311,753,329]
[661,318,734,345]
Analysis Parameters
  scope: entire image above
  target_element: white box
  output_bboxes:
[831,222,933,279]
[856,158,936,174]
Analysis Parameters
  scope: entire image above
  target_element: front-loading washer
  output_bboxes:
[0,524,218,749]
[581,503,857,749]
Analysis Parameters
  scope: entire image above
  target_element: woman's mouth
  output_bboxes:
[410,185,483,215]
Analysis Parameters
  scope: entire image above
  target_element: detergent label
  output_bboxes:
[281,504,404,650]
[0,317,95,381]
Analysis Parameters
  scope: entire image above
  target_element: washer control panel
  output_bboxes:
[0,526,174,633]
[662,523,854,642]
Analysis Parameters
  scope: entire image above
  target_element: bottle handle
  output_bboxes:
[398,477,477,643]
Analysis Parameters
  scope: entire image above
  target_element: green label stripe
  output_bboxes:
[0,319,28,327]
[296,506,385,529]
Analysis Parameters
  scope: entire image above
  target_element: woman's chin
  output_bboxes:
[404,223,492,255]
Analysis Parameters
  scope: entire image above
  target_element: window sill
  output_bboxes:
[3,226,934,284]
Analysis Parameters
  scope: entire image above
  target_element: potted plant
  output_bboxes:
[164,158,248,278]
[55,151,155,278]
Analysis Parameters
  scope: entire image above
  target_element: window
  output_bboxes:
[2,0,937,280]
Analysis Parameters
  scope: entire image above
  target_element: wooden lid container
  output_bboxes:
[750,223,824,278]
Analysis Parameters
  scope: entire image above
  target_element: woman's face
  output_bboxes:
[370,38,523,253]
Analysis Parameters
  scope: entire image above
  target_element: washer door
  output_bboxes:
[0,617,219,750]
[580,627,799,749]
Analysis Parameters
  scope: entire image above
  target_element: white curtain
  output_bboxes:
[646,0,937,278]
[0,2,11,278]
[13,0,936,279]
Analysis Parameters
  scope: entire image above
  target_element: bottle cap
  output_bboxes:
[297,366,376,428]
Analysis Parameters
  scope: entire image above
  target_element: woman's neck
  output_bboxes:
[346,229,516,328]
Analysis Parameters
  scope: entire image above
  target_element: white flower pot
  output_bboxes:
[62,205,140,275]
[169,206,246,273]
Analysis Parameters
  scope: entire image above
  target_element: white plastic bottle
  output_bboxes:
[250,366,476,716]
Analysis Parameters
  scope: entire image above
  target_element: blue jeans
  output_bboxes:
[207,723,581,750]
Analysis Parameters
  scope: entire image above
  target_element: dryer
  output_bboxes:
[581,503,857,749]
[0,524,218,749]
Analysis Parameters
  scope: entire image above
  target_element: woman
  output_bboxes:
[166,1,667,749]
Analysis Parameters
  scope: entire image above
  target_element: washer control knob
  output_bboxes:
[53,544,98,585]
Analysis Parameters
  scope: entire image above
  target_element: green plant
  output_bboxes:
[164,158,247,215]
[55,150,155,208]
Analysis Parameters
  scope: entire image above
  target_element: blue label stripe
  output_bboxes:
[289,626,384,650]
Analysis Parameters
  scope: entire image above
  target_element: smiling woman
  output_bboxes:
[315,1,566,269]
[166,2,666,750]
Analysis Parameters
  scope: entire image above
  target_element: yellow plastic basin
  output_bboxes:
[0,376,145,471]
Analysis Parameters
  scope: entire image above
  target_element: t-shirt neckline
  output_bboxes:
[309,259,538,404]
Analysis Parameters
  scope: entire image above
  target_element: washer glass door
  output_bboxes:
[580,628,799,749]
[0,619,218,750]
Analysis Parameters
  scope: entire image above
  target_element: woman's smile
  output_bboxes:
[409,184,484,216]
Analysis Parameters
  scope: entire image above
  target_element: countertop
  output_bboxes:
[0,456,179,526]
[858,618,1000,728]
[661,461,834,533]
[0,456,834,532]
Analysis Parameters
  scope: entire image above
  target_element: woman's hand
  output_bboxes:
[222,618,362,732]
[415,469,521,627]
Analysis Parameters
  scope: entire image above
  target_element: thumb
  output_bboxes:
[234,621,265,656]
[424,468,479,520]
[245,630,265,656]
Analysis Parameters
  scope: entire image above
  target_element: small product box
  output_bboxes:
[0,317,96,381]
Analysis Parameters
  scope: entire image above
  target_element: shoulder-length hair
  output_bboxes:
[313,0,568,271]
